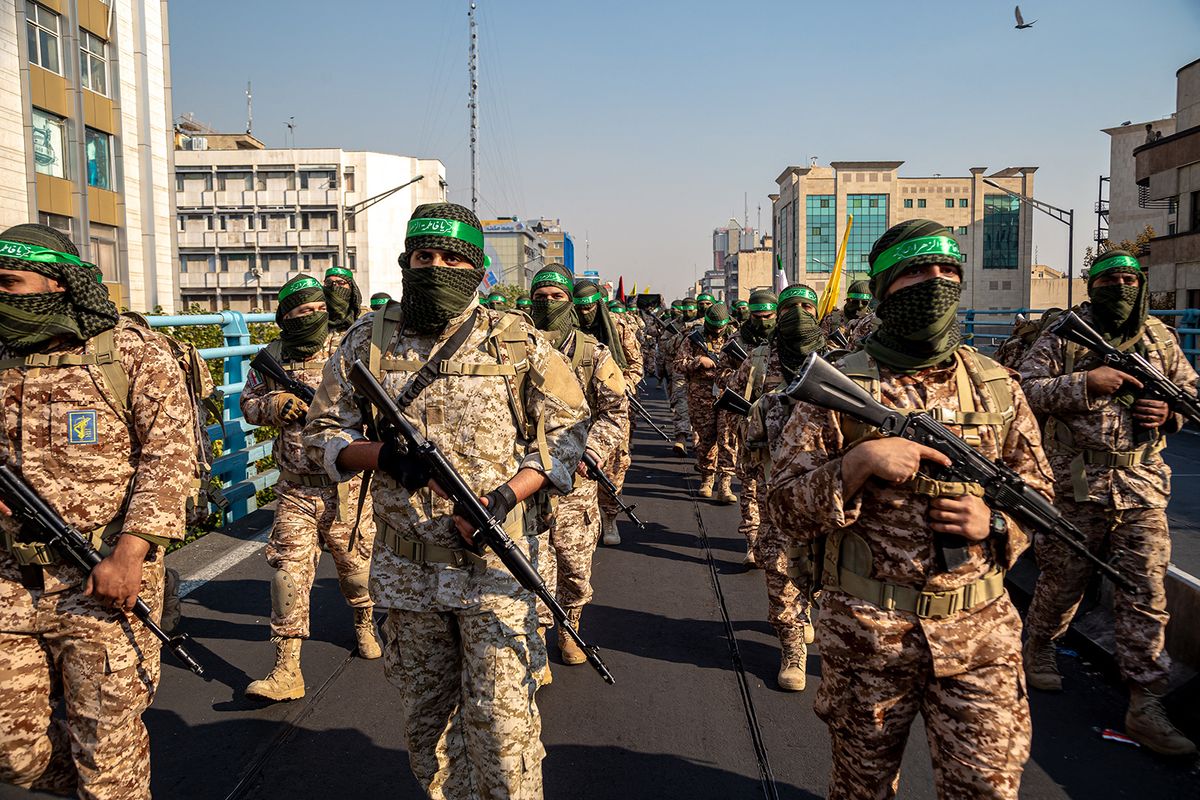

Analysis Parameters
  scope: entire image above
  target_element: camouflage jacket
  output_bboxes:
[674,327,729,385]
[0,318,196,590]
[560,332,628,466]
[241,334,341,477]
[1018,304,1199,509]
[303,301,589,612]
[844,311,880,349]
[613,314,645,387]
[767,354,1054,675]
[819,308,848,338]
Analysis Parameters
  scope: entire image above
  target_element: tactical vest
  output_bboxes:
[1044,316,1174,501]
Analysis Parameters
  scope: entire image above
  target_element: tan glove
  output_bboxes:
[268,392,309,424]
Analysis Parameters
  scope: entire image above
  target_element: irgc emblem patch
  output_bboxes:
[67,410,99,444]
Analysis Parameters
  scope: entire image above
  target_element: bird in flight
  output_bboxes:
[1014,5,1036,29]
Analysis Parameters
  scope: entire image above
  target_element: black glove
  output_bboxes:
[455,483,517,528]
[377,439,431,491]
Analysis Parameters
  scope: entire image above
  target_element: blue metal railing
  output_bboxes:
[148,311,276,522]
[958,308,1200,367]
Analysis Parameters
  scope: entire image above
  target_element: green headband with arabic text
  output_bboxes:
[779,285,818,305]
[869,235,964,276]
[406,217,492,267]
[0,239,102,282]
[1088,253,1142,278]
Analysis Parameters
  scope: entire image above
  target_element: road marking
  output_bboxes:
[177,530,270,599]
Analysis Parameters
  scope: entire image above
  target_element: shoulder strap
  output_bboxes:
[570,331,597,387]
[744,345,769,401]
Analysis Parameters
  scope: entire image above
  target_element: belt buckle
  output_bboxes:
[411,541,425,562]
[450,550,467,568]
[914,591,933,617]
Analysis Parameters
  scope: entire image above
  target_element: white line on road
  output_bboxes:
[177,530,270,599]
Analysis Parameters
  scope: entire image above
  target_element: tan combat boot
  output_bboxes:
[1126,684,1197,756]
[802,608,816,645]
[697,473,715,498]
[354,607,382,659]
[602,516,621,546]
[161,567,182,634]
[245,637,305,702]
[778,635,807,692]
[558,608,587,666]
[673,439,688,456]
[1022,636,1062,692]
[715,474,737,504]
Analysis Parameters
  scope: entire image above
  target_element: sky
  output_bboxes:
[168,0,1200,299]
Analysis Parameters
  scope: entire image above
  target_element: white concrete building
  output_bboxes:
[1102,117,1176,248]
[2,0,177,311]
[174,142,445,311]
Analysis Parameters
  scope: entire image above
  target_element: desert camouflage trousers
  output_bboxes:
[814,592,1030,800]
[732,425,757,549]
[598,416,632,527]
[756,519,813,647]
[381,604,546,800]
[687,383,734,478]
[0,555,165,800]
[265,478,374,639]
[668,372,691,441]
[550,479,601,609]
[1024,498,1172,688]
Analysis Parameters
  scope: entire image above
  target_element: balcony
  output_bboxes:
[253,189,289,206]
[256,230,299,247]
[215,190,252,207]
[1134,124,1200,186]
[177,190,213,208]
[216,231,254,248]
[178,230,215,248]
[298,189,338,206]
[299,230,338,247]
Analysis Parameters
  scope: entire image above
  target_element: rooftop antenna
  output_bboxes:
[245,82,253,135]
[286,116,295,149]
[468,1,480,213]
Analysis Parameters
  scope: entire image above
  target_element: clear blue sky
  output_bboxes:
[169,0,1200,298]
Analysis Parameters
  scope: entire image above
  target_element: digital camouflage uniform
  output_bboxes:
[304,301,588,800]
[241,333,375,641]
[1018,304,1199,689]
[674,326,734,481]
[0,318,195,800]
[768,351,1054,800]
[660,324,692,445]
[598,315,642,528]
[819,308,849,339]
[844,311,880,350]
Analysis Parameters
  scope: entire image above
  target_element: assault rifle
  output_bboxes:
[785,354,1134,591]
[250,349,316,405]
[715,388,753,417]
[581,452,645,529]
[1048,311,1200,427]
[626,391,671,441]
[721,337,750,368]
[828,329,850,350]
[348,360,615,684]
[0,465,207,676]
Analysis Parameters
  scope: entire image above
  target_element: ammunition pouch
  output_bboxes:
[2,519,122,567]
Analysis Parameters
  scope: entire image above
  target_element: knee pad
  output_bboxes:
[271,570,302,619]
[338,570,371,604]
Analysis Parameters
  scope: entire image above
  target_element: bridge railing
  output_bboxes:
[148,311,276,523]
[958,308,1200,367]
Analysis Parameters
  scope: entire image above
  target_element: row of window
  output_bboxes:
[179,251,353,273]
[27,2,110,96]
[32,108,113,190]
[178,211,345,232]
[176,170,346,192]
[902,198,972,209]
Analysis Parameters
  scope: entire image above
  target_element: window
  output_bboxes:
[79,30,107,95]
[845,195,889,278]
[959,198,968,208]
[85,128,112,189]
[805,195,836,273]
[1191,191,1200,233]
[31,108,66,178]
[917,198,926,208]
[983,195,1020,269]
[218,171,252,191]
[958,226,968,235]
[903,198,913,208]
[945,198,954,208]
[343,171,355,192]
[26,2,60,74]
[37,212,72,237]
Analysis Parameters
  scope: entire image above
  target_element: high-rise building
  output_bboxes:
[528,217,574,271]
[174,132,445,311]
[3,0,177,311]
[1132,58,1200,309]
[772,162,1036,310]
[723,235,774,302]
[1101,117,1176,249]
[712,221,757,272]
[479,218,548,288]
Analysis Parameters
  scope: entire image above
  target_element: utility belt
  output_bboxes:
[277,468,352,522]
[836,564,1007,619]
[1045,417,1165,501]
[377,520,485,569]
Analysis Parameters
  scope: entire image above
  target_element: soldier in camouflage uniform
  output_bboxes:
[662,298,696,454]
[1019,250,1198,756]
[819,279,872,342]
[768,220,1054,799]
[529,264,627,667]
[993,308,1063,370]
[574,280,639,547]
[0,224,196,799]
[675,302,735,499]
[739,284,824,690]
[241,275,380,704]
[323,265,362,335]
[844,307,880,350]
[304,204,588,800]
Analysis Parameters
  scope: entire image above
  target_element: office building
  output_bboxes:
[479,218,548,288]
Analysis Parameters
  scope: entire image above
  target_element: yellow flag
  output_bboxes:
[818,215,854,319]
[632,282,638,296]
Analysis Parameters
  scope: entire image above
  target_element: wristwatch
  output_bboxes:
[989,511,1008,538]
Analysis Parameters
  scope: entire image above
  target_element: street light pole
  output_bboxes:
[982,178,1077,309]
[340,174,425,275]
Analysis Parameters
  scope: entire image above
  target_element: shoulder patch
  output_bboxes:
[67,410,99,444]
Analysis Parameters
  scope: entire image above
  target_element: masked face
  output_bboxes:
[577,303,599,327]
[279,309,329,359]
[399,264,486,333]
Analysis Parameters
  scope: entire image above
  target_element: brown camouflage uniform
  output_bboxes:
[660,324,692,443]
[241,333,374,640]
[599,316,642,527]
[844,311,880,350]
[736,347,814,646]
[304,302,588,800]
[0,318,195,800]
[674,326,734,479]
[1018,306,1199,689]
[716,342,752,528]
[548,333,627,611]
[768,352,1054,799]
[819,308,849,339]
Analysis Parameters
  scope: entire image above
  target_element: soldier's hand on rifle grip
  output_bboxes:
[84,534,149,611]
[377,439,433,491]
[576,449,600,478]
[1132,398,1171,428]
[928,495,991,542]
[0,499,10,516]
[450,484,517,546]
[841,438,952,498]
[698,356,716,370]
[1086,366,1142,397]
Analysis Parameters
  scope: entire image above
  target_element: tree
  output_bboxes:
[1084,224,1156,267]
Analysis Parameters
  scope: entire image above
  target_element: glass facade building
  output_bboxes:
[845,194,888,276]
[983,195,1020,269]
[806,195,836,272]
